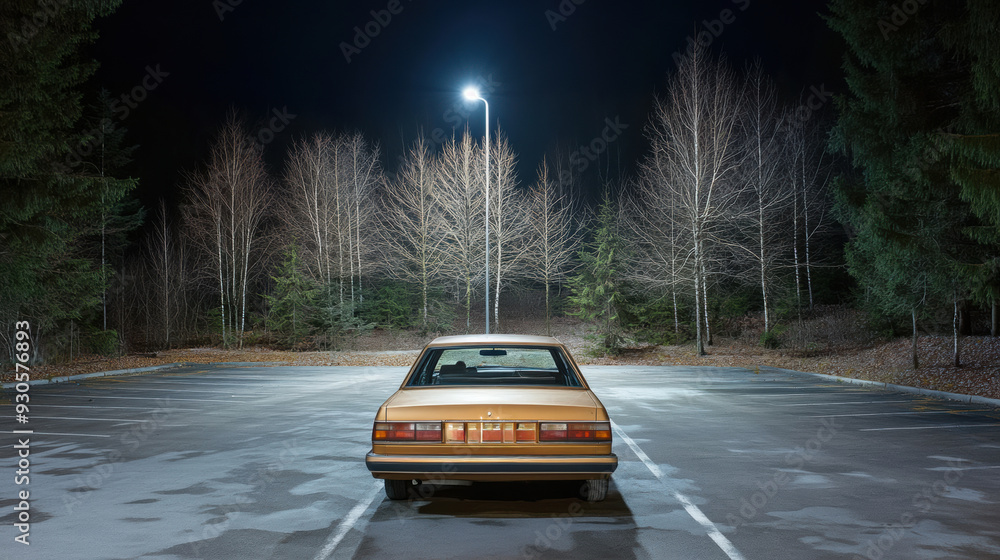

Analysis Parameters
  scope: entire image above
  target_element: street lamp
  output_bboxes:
[463,86,490,334]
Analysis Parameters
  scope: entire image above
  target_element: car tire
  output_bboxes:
[384,479,410,500]
[582,478,608,502]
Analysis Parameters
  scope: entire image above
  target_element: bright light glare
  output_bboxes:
[462,86,481,101]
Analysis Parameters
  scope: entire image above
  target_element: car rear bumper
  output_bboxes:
[366,452,618,481]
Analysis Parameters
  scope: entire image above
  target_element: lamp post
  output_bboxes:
[463,86,490,334]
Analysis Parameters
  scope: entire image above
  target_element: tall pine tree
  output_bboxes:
[827,0,995,366]
[568,194,625,355]
[1,1,135,359]
[943,0,1000,335]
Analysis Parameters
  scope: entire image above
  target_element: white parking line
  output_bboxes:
[121,380,283,386]
[611,421,747,560]
[25,431,110,438]
[706,386,815,390]
[313,481,382,560]
[811,411,986,418]
[860,424,1000,432]
[39,394,250,404]
[772,400,912,407]
[74,385,259,395]
[742,393,848,397]
[162,375,291,381]
[927,465,1000,471]
[30,416,169,423]
[31,404,199,411]
[124,380,349,391]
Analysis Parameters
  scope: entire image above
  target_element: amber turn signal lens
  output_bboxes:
[373,422,442,442]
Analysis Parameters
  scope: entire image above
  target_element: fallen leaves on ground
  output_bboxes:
[4,318,998,402]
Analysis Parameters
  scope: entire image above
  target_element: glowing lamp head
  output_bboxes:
[462,86,481,101]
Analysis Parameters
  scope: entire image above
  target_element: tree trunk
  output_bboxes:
[804,190,815,310]
[672,289,679,334]
[239,228,250,349]
[544,280,551,336]
[493,243,502,333]
[911,307,919,370]
[694,238,705,356]
[953,295,961,368]
[102,206,107,331]
[760,219,768,334]
[793,172,801,314]
[465,273,472,333]
[702,264,712,347]
[356,184,363,305]
[421,260,429,327]
[230,186,238,345]
[217,220,226,347]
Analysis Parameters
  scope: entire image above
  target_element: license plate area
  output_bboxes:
[451,422,536,443]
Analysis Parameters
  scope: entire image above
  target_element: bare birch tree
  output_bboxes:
[525,158,581,335]
[639,48,744,355]
[344,132,382,306]
[378,136,447,327]
[734,61,795,334]
[284,133,338,290]
[783,114,835,313]
[283,132,380,305]
[182,113,271,348]
[146,199,174,348]
[625,148,692,336]
[437,132,485,331]
[486,133,529,331]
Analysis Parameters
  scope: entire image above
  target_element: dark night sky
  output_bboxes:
[91,0,841,207]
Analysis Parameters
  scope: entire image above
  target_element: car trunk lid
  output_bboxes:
[383,387,599,422]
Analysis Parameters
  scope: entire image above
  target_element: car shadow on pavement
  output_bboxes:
[377,479,633,518]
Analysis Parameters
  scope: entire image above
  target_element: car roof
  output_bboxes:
[426,334,564,347]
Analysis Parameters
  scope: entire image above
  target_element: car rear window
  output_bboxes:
[406,346,583,387]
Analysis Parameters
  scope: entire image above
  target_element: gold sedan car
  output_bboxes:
[365,334,618,502]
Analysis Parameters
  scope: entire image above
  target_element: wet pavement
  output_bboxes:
[2,363,999,559]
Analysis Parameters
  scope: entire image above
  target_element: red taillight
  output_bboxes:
[539,422,612,442]
[481,422,503,442]
[373,422,442,442]
[540,423,567,440]
[415,422,442,441]
[444,422,465,443]
[516,423,535,442]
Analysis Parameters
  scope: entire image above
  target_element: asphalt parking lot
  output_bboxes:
[2,363,999,559]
